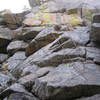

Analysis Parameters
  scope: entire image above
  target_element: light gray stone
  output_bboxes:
[7,40,28,55]
[4,52,26,73]
[0,28,13,53]
[32,62,100,100]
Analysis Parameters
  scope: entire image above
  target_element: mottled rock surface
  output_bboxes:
[0,28,13,53]
[3,52,26,73]
[7,40,28,55]
[25,27,60,56]
[32,62,100,100]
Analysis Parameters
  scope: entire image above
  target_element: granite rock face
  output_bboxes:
[90,13,100,43]
[91,23,100,42]
[0,28,13,53]
[0,6,100,100]
[3,52,26,73]
[13,26,45,41]
[32,62,100,100]
[25,27,60,56]
[7,40,28,55]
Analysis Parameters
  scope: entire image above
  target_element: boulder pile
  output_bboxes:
[0,7,100,100]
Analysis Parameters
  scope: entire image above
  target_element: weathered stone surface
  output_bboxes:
[21,65,39,76]
[32,62,100,100]
[86,47,100,60]
[93,13,100,23]
[7,40,28,55]
[3,52,26,73]
[0,83,33,99]
[0,71,16,92]
[18,73,37,91]
[18,67,54,91]
[12,43,53,78]
[12,42,85,78]
[33,47,85,67]
[13,26,45,41]
[0,54,8,64]
[23,12,82,26]
[50,27,89,52]
[0,28,13,53]
[25,27,60,56]
[90,23,100,42]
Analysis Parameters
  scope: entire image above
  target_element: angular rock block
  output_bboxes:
[32,62,100,100]
[7,40,28,55]
[3,52,26,73]
[0,28,13,53]
[93,13,100,23]
[13,27,44,41]
[90,23,100,43]
[0,83,38,100]
[25,27,60,56]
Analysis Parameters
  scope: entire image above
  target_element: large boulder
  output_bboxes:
[12,45,85,78]
[25,27,60,56]
[21,64,39,76]
[49,27,89,52]
[13,26,45,41]
[33,47,86,67]
[90,23,100,43]
[92,13,100,23]
[18,67,54,90]
[0,83,39,100]
[32,62,100,100]
[0,28,13,53]
[90,13,100,43]
[7,40,28,55]
[2,12,27,29]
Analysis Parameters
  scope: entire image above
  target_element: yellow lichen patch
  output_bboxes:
[70,14,82,25]
[24,12,82,26]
